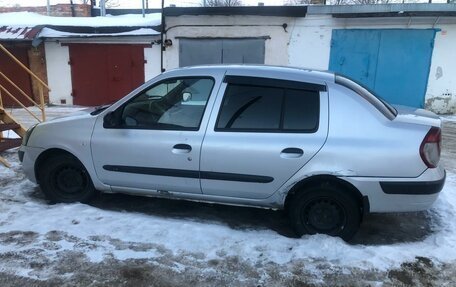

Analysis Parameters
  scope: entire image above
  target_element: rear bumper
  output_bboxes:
[344,166,446,213]
[380,171,445,195]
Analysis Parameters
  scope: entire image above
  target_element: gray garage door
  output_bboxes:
[179,38,265,67]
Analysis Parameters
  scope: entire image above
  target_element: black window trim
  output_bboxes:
[223,75,327,92]
[105,76,216,131]
[215,80,321,134]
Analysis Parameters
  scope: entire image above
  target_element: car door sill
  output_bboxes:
[109,186,281,209]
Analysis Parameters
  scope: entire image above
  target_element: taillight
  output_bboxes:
[420,127,441,168]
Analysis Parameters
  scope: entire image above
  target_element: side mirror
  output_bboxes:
[103,111,120,128]
[182,92,192,102]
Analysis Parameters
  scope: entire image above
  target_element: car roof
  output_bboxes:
[164,64,336,84]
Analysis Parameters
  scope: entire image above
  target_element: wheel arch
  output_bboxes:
[34,148,82,183]
[284,174,369,215]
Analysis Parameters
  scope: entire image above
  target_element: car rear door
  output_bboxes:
[200,73,329,199]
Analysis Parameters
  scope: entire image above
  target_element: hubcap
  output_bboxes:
[302,198,346,234]
[54,166,87,195]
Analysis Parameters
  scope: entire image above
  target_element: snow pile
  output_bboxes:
[0,11,161,27]
[0,106,456,280]
[0,155,455,275]
[39,27,159,38]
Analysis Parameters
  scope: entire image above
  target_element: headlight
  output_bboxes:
[22,124,38,146]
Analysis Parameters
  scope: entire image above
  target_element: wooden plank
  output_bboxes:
[0,138,22,151]
[0,85,41,122]
[0,156,11,168]
[0,108,27,138]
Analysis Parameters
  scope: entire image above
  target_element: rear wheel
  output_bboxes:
[288,184,361,241]
[38,154,97,203]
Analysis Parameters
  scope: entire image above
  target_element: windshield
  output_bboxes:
[335,74,397,120]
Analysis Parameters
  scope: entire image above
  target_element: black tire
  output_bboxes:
[288,184,361,241]
[38,153,97,203]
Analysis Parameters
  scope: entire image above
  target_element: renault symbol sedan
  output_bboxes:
[19,65,445,241]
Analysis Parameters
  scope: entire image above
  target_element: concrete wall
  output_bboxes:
[45,40,162,105]
[163,15,293,70]
[425,25,456,114]
[288,15,456,114]
[165,14,456,114]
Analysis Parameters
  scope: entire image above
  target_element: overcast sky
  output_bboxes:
[0,0,287,8]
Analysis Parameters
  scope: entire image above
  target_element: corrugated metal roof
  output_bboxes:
[0,26,41,40]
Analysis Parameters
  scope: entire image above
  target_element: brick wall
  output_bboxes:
[0,4,91,17]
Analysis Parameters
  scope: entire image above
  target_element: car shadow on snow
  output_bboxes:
[87,192,298,238]
[81,192,439,246]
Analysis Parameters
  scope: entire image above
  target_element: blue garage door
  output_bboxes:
[329,29,437,108]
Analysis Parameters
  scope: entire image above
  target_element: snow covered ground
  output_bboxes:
[0,107,456,286]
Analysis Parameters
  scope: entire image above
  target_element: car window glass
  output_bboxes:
[283,89,319,131]
[217,85,283,130]
[216,83,319,133]
[121,78,214,130]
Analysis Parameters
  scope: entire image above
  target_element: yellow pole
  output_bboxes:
[0,85,41,122]
[39,85,46,121]
[0,71,41,108]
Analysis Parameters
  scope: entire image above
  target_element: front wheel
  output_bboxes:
[38,154,97,203]
[288,184,361,241]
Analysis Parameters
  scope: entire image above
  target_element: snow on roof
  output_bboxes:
[0,26,41,40]
[0,12,161,40]
[38,27,159,38]
[0,11,161,27]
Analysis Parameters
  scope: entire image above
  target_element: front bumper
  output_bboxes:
[18,145,44,184]
[344,166,446,213]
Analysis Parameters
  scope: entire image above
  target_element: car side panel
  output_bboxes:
[298,82,429,178]
[275,82,433,206]
[22,114,112,192]
[199,72,329,200]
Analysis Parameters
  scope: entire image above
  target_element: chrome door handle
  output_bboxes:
[280,148,303,158]
[172,144,192,154]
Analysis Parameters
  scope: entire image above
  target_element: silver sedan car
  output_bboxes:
[19,65,445,240]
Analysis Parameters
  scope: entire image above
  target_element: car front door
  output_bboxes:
[200,75,329,199]
[91,75,219,194]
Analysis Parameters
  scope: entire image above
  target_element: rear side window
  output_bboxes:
[216,85,283,130]
[283,89,319,131]
[216,82,320,133]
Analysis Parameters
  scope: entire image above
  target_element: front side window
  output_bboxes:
[216,83,320,133]
[120,78,214,130]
